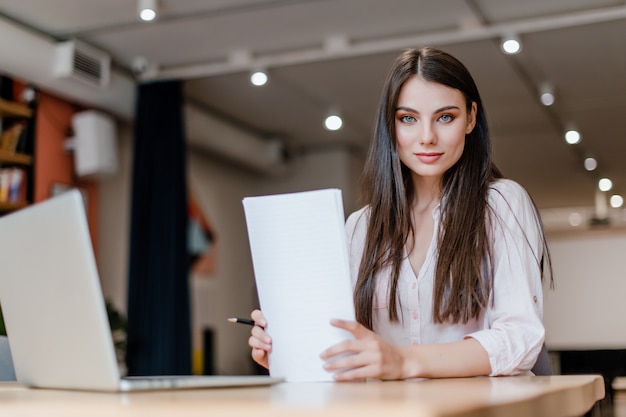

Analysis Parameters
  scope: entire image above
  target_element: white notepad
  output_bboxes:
[242,188,356,382]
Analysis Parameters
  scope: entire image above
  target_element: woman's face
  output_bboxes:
[395,76,476,183]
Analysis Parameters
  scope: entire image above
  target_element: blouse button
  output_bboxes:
[412,311,418,320]
[533,296,538,303]
[411,282,417,290]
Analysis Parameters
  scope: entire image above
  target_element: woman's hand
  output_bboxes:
[248,309,272,369]
[319,319,409,381]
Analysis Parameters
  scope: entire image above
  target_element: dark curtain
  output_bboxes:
[125,80,191,376]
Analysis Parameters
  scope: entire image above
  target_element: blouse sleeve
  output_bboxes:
[466,179,546,375]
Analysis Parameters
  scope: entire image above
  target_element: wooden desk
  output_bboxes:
[0,374,604,417]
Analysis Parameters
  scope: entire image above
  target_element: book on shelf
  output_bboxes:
[0,121,26,153]
[0,167,26,204]
[14,121,29,154]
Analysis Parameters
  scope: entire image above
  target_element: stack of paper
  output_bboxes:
[242,188,356,382]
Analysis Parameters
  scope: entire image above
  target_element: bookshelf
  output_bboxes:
[0,98,33,213]
[0,149,32,165]
[0,98,32,118]
[0,200,28,212]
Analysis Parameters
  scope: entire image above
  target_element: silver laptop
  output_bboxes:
[0,190,282,391]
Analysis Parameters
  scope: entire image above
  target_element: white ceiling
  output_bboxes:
[0,0,625,214]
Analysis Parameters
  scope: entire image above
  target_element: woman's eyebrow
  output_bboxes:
[395,105,461,113]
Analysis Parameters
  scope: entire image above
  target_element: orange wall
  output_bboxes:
[31,90,100,255]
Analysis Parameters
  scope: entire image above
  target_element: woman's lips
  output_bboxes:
[415,152,443,163]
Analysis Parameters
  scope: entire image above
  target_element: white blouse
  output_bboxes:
[345,179,546,376]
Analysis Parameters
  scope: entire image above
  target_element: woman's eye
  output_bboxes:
[400,115,416,123]
[439,114,453,122]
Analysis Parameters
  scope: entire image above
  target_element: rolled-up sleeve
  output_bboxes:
[467,180,546,375]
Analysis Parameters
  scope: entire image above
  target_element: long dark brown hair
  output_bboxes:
[354,47,551,329]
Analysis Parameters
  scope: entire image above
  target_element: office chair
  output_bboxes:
[0,336,16,381]
[530,343,552,376]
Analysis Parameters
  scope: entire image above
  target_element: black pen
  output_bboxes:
[227,317,255,326]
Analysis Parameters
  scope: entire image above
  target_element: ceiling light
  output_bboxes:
[501,35,522,55]
[610,194,624,208]
[564,129,581,145]
[598,178,613,192]
[250,70,268,86]
[568,212,583,227]
[584,157,597,171]
[539,83,555,106]
[138,0,158,22]
[324,114,343,131]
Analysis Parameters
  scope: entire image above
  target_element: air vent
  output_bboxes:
[54,40,111,89]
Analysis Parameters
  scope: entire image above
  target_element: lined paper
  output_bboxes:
[242,189,356,382]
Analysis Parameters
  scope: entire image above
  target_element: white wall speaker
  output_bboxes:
[70,110,118,178]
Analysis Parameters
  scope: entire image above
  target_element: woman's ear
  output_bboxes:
[465,102,477,134]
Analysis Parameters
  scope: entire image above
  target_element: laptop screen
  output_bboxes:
[0,190,121,390]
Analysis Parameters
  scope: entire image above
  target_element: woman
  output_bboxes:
[249,47,552,380]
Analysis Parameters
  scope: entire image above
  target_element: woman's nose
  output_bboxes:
[420,123,437,145]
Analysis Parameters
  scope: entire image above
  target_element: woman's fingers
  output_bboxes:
[248,309,271,369]
[250,325,272,347]
[250,309,267,327]
[321,321,406,381]
[320,320,375,360]
[320,338,360,360]
[330,319,372,338]
[330,364,374,382]
[320,339,382,381]
[251,347,269,368]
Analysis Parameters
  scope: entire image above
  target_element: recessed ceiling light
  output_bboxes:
[584,157,597,171]
[610,195,624,208]
[568,212,583,227]
[250,70,268,86]
[138,0,158,22]
[598,178,613,192]
[501,35,522,54]
[564,129,581,145]
[539,83,555,106]
[324,114,343,131]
